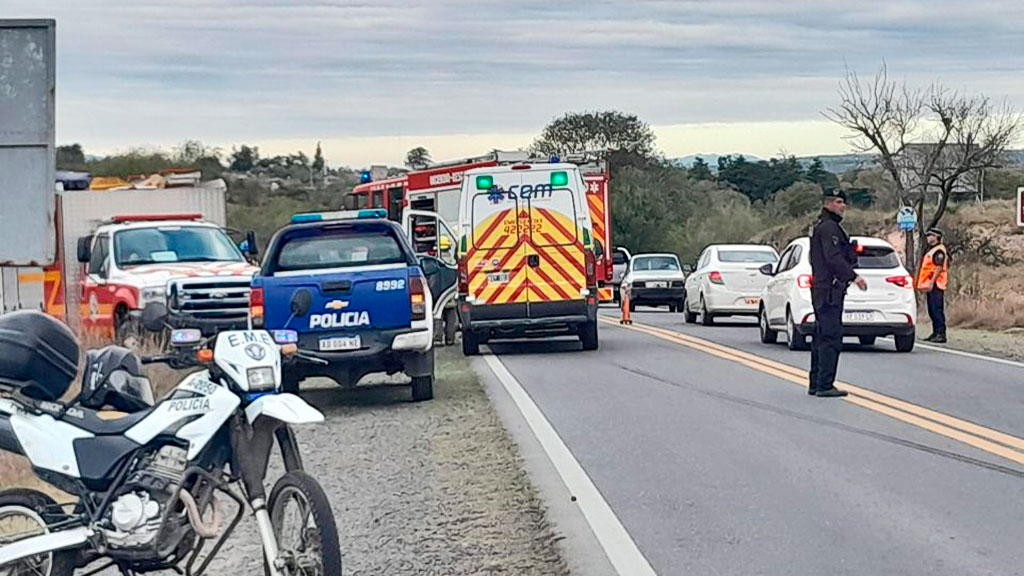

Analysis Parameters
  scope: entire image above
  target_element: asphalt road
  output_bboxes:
[479,307,1024,576]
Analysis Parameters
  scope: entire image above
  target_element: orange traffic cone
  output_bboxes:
[620,287,633,325]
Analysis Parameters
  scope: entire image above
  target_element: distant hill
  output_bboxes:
[672,150,1024,174]
[673,154,762,170]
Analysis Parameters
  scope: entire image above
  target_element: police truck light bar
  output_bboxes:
[290,209,388,223]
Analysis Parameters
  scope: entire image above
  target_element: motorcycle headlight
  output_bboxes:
[246,367,277,391]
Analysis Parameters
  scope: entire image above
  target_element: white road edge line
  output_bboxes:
[481,352,659,576]
[878,336,1024,369]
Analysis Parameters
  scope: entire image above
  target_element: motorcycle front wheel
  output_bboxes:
[267,471,342,576]
[0,489,75,576]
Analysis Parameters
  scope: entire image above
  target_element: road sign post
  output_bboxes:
[1017,186,1023,228]
[897,206,918,231]
[0,20,56,265]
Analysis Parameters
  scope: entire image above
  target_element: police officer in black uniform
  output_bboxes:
[808,189,868,398]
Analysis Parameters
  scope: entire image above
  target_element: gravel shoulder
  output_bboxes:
[938,328,1024,362]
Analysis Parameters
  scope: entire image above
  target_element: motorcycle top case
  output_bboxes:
[0,310,79,401]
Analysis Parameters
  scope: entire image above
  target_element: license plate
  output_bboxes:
[843,312,874,323]
[649,281,667,288]
[319,336,361,351]
[487,271,509,283]
[745,297,760,305]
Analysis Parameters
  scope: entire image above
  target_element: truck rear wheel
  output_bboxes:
[462,329,480,356]
[580,320,599,351]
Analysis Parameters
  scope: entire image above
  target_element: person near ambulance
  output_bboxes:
[916,227,949,344]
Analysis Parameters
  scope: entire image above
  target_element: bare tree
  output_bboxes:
[823,64,926,266]
[923,97,1021,237]
[824,64,1021,270]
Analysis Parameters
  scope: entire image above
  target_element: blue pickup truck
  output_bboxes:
[250,210,439,401]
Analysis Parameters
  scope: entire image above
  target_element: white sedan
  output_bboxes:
[757,236,917,352]
[621,253,688,312]
[683,244,779,325]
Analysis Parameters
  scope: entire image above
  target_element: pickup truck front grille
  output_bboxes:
[168,277,251,321]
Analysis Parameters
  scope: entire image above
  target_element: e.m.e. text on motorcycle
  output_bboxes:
[0,303,341,576]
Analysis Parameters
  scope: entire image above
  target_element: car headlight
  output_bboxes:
[140,285,166,304]
[246,367,277,391]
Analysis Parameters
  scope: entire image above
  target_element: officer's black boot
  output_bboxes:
[816,387,848,398]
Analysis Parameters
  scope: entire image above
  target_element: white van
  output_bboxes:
[456,163,601,354]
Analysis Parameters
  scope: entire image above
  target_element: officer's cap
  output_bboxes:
[822,188,847,201]
[925,227,943,238]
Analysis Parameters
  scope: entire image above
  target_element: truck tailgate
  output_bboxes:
[264,265,412,333]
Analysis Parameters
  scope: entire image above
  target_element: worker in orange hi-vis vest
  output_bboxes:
[916,227,949,343]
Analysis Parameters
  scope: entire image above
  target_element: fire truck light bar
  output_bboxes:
[111,213,203,223]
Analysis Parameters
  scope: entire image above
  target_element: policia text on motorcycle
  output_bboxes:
[807,190,868,398]
[916,227,949,344]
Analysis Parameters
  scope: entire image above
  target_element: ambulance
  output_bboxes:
[456,163,600,354]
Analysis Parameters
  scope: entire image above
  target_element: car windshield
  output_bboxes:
[275,229,406,272]
[718,250,777,263]
[114,226,243,267]
[613,251,628,265]
[633,256,679,271]
[856,245,901,269]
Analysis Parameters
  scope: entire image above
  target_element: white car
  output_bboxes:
[757,236,917,352]
[622,253,687,311]
[683,244,779,325]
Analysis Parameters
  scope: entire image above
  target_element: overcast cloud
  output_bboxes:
[5,0,1024,164]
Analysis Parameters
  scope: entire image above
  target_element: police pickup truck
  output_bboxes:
[249,209,439,401]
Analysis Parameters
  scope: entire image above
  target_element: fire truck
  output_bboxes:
[2,183,258,343]
[349,150,615,301]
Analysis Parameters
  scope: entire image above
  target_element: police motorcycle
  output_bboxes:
[0,304,341,576]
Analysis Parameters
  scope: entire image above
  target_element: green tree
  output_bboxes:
[56,144,86,169]
[532,111,657,164]
[175,140,214,165]
[804,157,839,190]
[230,145,260,172]
[405,146,431,169]
[771,181,823,217]
[687,157,714,181]
[313,142,325,174]
[194,156,225,180]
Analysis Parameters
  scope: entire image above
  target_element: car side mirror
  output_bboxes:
[682,264,694,274]
[77,236,93,263]
[141,302,170,332]
[419,256,442,276]
[593,240,604,259]
[758,263,774,276]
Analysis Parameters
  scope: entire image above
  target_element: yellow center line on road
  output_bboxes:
[599,316,1024,466]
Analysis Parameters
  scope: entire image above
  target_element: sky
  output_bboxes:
[5,0,1024,167]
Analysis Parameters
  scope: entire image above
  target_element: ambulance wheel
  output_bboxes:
[580,320,599,351]
[462,330,480,356]
[411,375,434,402]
